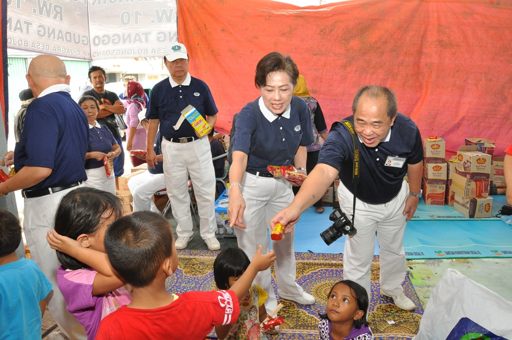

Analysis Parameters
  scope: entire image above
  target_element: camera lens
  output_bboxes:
[320,226,337,245]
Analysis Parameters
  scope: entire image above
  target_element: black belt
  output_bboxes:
[165,136,196,143]
[22,181,83,199]
[246,169,274,178]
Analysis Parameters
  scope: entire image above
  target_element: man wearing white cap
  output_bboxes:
[146,42,221,250]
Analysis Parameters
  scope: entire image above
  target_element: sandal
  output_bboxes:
[315,206,325,214]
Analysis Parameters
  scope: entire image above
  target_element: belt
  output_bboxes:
[166,136,196,143]
[246,169,274,178]
[22,181,83,199]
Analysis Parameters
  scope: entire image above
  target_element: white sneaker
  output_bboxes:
[203,237,220,251]
[381,290,416,311]
[278,291,315,305]
[175,236,192,250]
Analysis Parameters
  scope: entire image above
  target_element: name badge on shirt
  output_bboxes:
[384,156,406,168]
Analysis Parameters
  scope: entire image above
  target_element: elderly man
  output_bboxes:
[146,42,220,250]
[0,55,89,337]
[83,66,126,179]
[273,85,423,311]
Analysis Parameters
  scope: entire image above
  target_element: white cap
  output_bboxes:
[165,43,188,62]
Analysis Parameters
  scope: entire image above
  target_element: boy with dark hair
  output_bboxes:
[0,209,53,338]
[97,211,275,339]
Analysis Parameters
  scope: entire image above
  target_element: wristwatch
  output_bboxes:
[409,191,422,199]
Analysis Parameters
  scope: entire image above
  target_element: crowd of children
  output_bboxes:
[0,187,374,339]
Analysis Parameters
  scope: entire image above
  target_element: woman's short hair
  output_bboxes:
[255,52,299,88]
[78,95,100,111]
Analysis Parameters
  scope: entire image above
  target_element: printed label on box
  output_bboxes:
[180,105,212,138]
[424,161,448,180]
[424,137,446,159]
[455,151,491,174]
[422,179,446,205]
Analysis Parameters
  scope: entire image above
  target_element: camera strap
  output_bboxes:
[341,120,359,228]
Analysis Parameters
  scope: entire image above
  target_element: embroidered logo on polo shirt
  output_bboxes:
[193,92,200,97]
[294,125,301,132]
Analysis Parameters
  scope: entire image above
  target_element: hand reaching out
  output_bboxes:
[251,245,276,272]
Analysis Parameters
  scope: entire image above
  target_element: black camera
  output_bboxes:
[320,208,357,245]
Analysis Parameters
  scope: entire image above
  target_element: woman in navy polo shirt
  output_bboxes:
[79,96,121,194]
[228,52,315,311]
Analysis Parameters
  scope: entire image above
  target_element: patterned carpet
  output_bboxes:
[170,250,423,339]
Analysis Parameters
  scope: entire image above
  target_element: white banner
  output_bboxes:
[88,0,177,60]
[7,0,91,59]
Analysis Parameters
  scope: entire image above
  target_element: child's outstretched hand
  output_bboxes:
[47,230,79,254]
[251,245,276,272]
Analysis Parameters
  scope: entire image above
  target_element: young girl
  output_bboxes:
[46,187,131,340]
[213,248,269,339]
[319,280,373,340]
[79,95,121,195]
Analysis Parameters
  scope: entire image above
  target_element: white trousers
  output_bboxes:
[84,167,116,195]
[128,171,165,212]
[162,137,217,239]
[337,180,409,299]
[23,186,86,339]
[235,172,306,311]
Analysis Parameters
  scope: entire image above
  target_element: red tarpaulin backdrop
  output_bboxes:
[178,0,512,154]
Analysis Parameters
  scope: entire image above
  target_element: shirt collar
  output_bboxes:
[258,97,291,122]
[88,121,101,129]
[168,73,191,88]
[38,84,71,98]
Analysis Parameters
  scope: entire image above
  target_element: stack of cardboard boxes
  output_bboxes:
[422,137,448,205]
[450,138,494,218]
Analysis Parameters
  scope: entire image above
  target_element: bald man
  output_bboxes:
[0,55,89,337]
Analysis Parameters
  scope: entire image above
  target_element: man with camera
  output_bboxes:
[272,85,423,311]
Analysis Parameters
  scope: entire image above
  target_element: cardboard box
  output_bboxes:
[422,179,446,205]
[447,156,459,180]
[423,136,446,159]
[451,171,490,198]
[464,138,495,156]
[424,160,448,180]
[455,151,492,174]
[491,156,505,186]
[453,195,493,218]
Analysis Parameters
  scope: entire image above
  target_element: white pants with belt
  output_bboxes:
[235,172,307,311]
[84,167,116,195]
[23,185,86,339]
[162,137,217,239]
[128,171,165,212]
[337,180,409,299]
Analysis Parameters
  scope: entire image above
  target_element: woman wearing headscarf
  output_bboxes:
[125,81,147,166]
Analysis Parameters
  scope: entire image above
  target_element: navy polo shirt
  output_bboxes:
[14,91,88,190]
[147,74,217,139]
[318,114,423,204]
[85,123,117,169]
[148,132,164,175]
[83,89,122,139]
[232,96,314,173]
